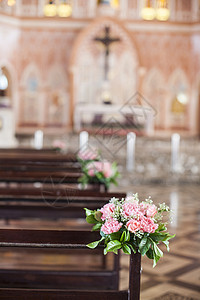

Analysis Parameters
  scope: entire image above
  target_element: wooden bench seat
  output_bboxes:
[0,189,126,221]
[0,228,141,300]
[0,153,77,164]
[0,289,128,300]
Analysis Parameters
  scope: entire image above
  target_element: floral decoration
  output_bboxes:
[85,194,175,267]
[78,160,120,190]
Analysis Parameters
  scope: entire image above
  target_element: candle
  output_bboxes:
[170,191,179,228]
[171,133,180,172]
[126,132,136,172]
[79,131,89,150]
[34,130,43,149]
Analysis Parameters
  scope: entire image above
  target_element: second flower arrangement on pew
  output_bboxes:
[85,194,175,267]
[77,150,120,190]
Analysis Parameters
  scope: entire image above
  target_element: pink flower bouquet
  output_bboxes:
[85,194,175,267]
[78,148,99,162]
[52,140,66,152]
[79,160,120,190]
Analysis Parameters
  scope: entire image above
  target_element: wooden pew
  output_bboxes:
[0,170,82,184]
[0,147,58,153]
[0,188,126,221]
[0,152,77,165]
[0,152,108,191]
[0,228,141,300]
[0,152,80,172]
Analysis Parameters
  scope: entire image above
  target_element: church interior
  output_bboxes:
[0,0,199,299]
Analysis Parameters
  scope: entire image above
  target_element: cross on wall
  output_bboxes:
[94,26,121,81]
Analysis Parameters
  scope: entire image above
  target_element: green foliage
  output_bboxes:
[84,195,175,267]
[78,159,120,190]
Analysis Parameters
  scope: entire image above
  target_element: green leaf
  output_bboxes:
[127,243,136,254]
[122,244,131,255]
[92,223,102,231]
[120,231,126,243]
[109,231,121,241]
[157,223,167,231]
[87,238,103,249]
[125,230,130,242]
[163,233,176,242]
[153,242,163,258]
[152,241,163,267]
[146,248,154,259]
[106,240,122,252]
[162,240,170,251]
[84,208,94,217]
[86,214,98,224]
[139,237,147,250]
[112,248,119,255]
[139,238,151,256]
[100,230,107,238]
[95,211,102,222]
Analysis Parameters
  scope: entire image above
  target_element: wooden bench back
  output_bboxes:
[0,189,126,221]
[0,228,141,300]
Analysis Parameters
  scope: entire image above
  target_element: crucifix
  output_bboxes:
[94,26,120,81]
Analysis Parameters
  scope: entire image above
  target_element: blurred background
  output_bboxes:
[0,0,199,299]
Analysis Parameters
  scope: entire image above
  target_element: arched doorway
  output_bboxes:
[197,83,200,138]
[168,69,189,131]
[0,65,17,147]
[70,17,139,131]
[0,66,12,108]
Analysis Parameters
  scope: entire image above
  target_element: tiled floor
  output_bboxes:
[115,184,200,300]
[0,183,199,299]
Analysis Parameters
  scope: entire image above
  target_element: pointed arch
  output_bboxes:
[0,60,17,109]
[20,63,42,125]
[168,68,190,129]
[69,16,140,128]
[142,68,166,129]
[45,64,69,126]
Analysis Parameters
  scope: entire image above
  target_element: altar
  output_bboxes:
[0,107,18,147]
[73,103,154,135]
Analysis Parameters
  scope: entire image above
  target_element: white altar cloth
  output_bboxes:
[73,104,154,135]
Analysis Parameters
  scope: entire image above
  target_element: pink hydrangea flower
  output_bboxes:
[52,140,66,149]
[140,202,157,218]
[101,218,122,235]
[140,216,158,233]
[100,203,115,220]
[122,201,140,218]
[87,161,113,178]
[146,204,157,218]
[88,168,95,177]
[78,149,98,161]
[126,219,141,233]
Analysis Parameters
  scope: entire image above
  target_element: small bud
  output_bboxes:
[95,211,102,222]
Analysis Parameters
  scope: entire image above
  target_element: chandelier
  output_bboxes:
[44,0,72,18]
[0,0,16,6]
[7,0,15,6]
[141,0,170,21]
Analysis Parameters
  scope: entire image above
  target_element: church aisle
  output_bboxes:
[0,183,199,299]
[116,184,200,300]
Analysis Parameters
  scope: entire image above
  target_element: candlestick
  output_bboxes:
[126,132,136,172]
[171,133,180,172]
[34,130,43,150]
[79,131,89,150]
[170,191,179,228]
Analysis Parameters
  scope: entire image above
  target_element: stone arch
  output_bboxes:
[142,68,166,129]
[69,17,140,128]
[45,64,69,126]
[0,61,17,109]
[168,68,190,130]
[20,63,42,125]
[192,71,200,136]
